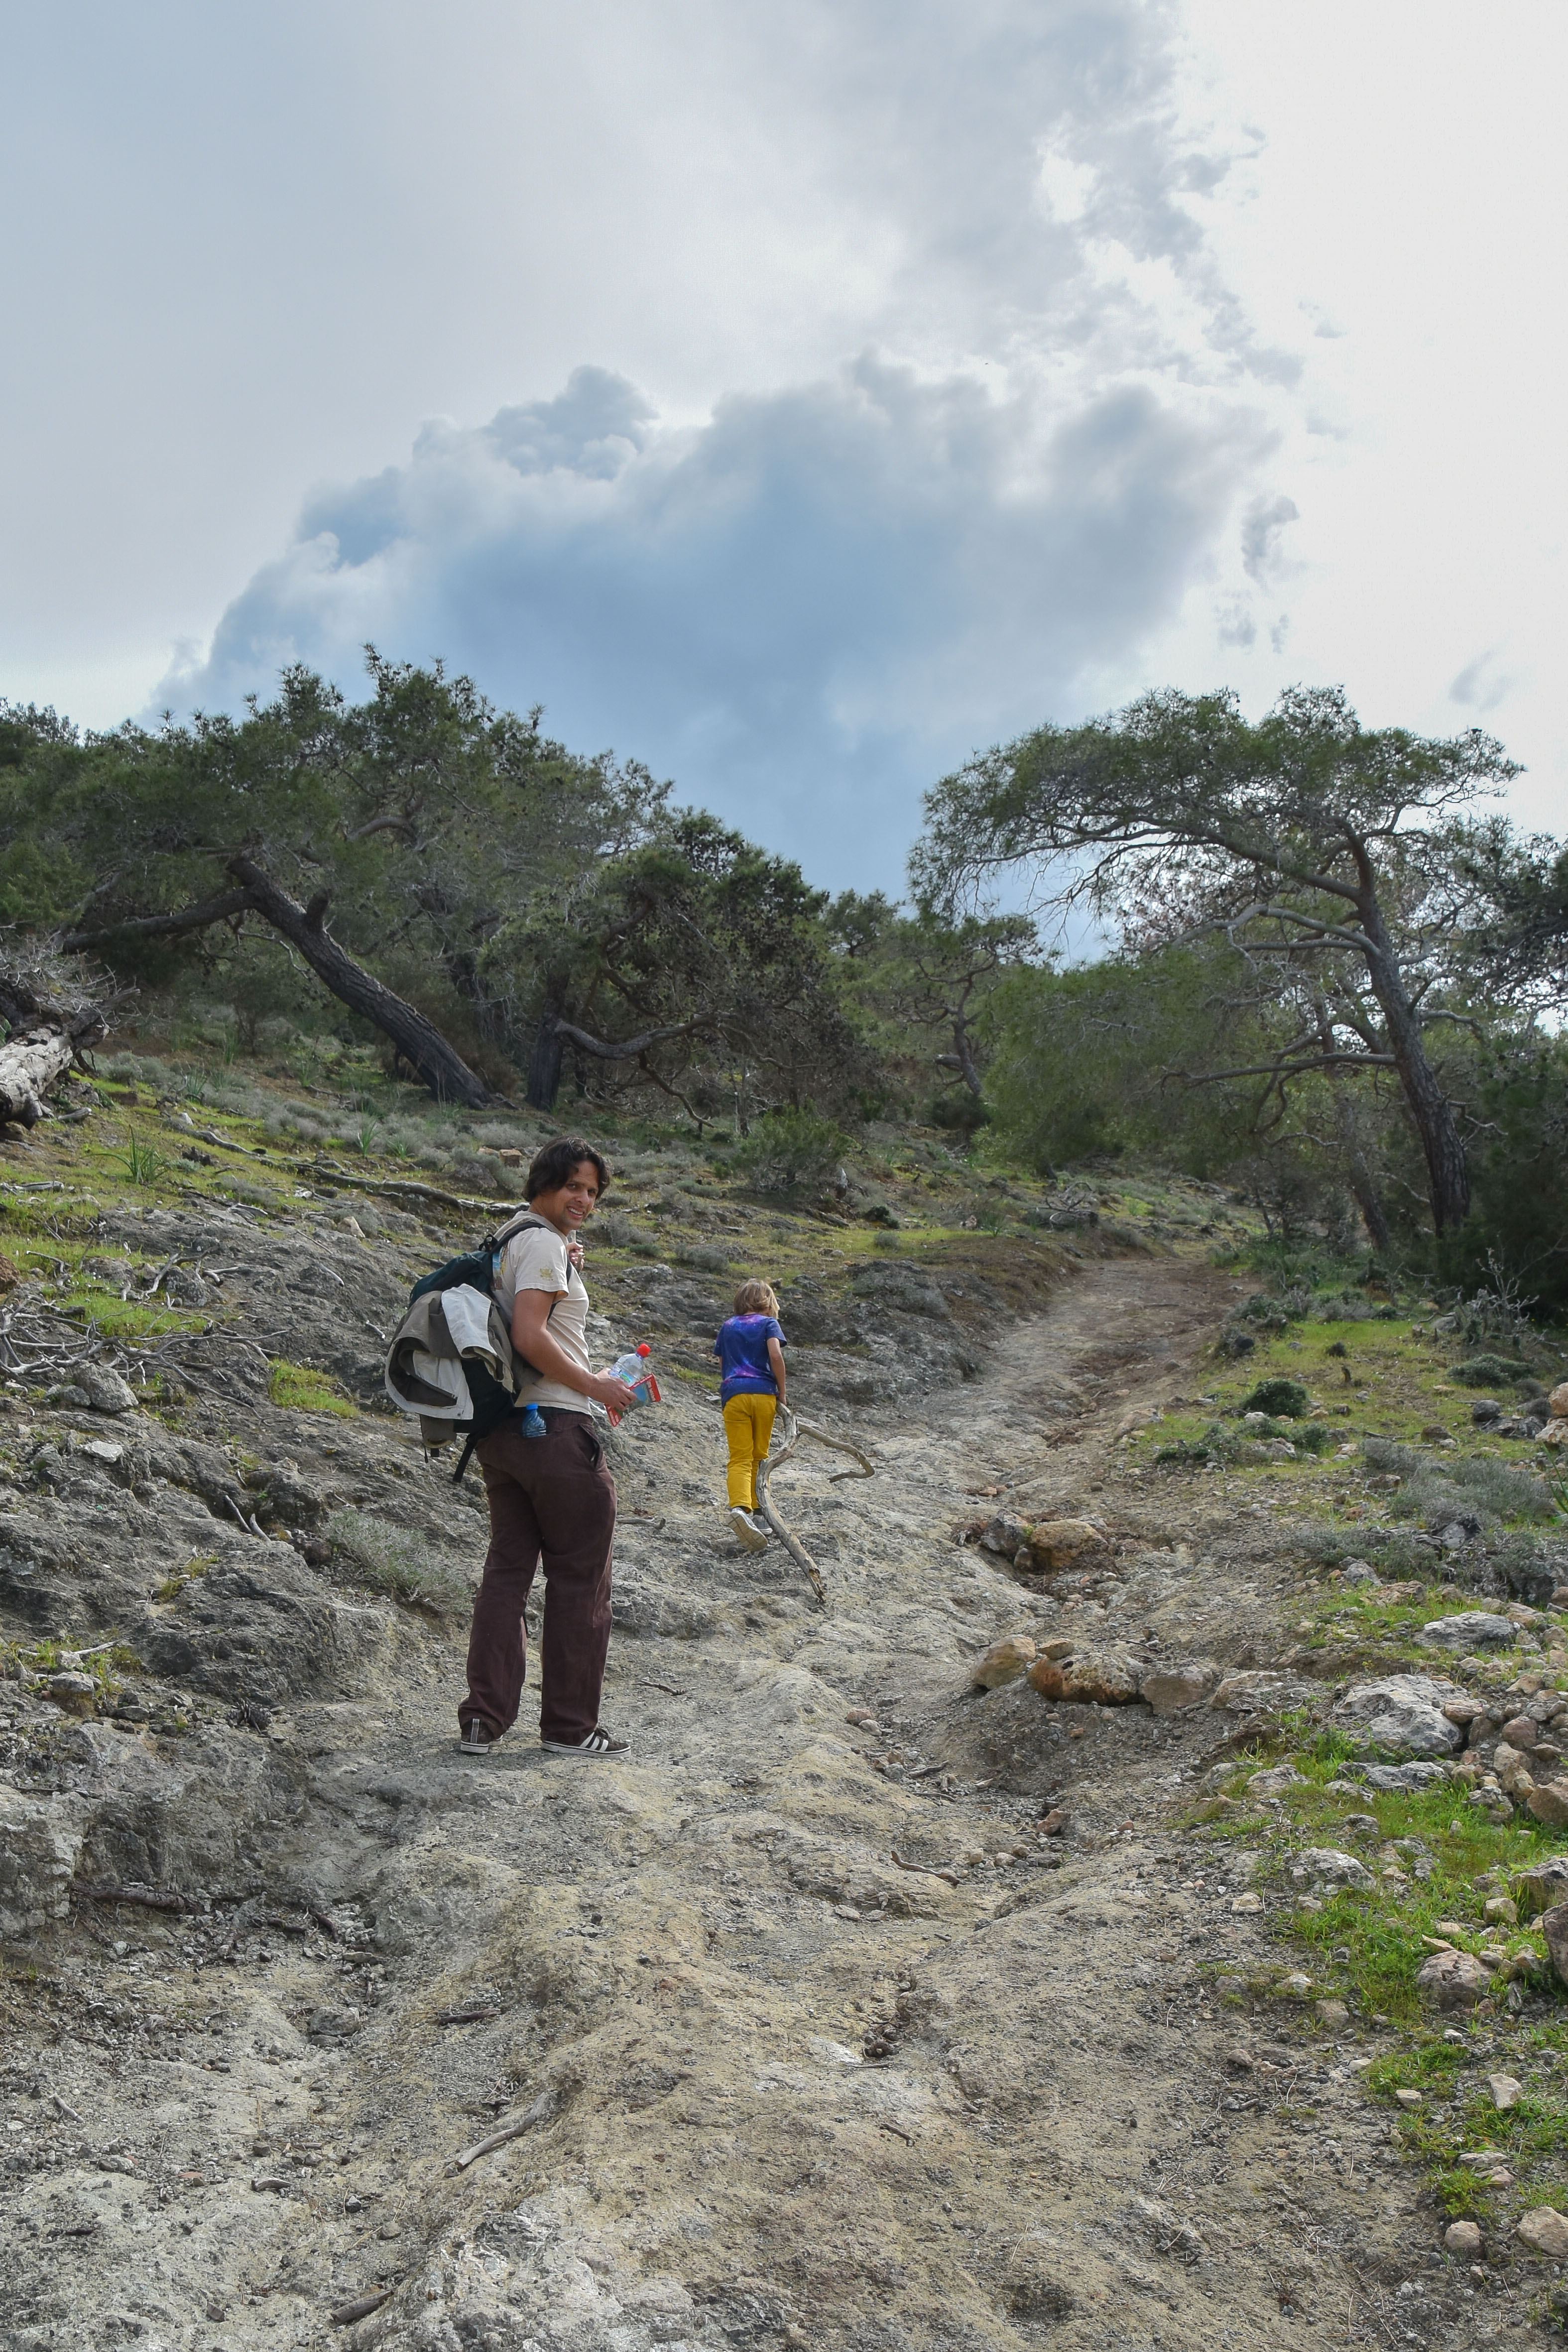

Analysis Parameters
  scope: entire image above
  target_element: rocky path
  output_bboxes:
[2,1253,1495,2351]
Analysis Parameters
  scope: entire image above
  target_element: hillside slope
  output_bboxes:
[0,1079,1550,2350]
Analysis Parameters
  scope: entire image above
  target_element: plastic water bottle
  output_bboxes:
[609,1343,659,1410]
[518,1402,547,1439]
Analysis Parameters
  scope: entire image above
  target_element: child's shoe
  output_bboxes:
[729,1505,768,1552]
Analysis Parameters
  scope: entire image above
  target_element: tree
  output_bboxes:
[825,895,1037,1122]
[504,814,872,1122]
[0,659,876,1129]
[1449,817,1568,1010]
[1,658,662,1105]
[913,686,1519,1234]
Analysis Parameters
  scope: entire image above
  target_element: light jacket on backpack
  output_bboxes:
[381,1208,562,1479]
[384,1284,518,1450]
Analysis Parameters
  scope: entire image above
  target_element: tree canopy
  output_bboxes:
[912,685,1522,1233]
[0,656,870,1123]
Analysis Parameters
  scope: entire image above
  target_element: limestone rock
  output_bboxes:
[1359,1761,1451,1793]
[1541,1418,1568,1449]
[1526,1783,1568,1830]
[1489,2073,1523,2111]
[1292,1847,1374,1891]
[1316,1998,1349,2027]
[1141,1667,1214,1716]
[1444,2219,1482,2257]
[1516,1856,1568,1916]
[971,1635,1036,1690]
[76,1363,137,1415]
[1208,1669,1317,1716]
[1415,1947,1489,2008]
[0,1787,86,1937]
[1248,1764,1307,1798]
[1418,1612,1518,1648]
[1540,1900,1568,1987]
[1517,2208,1568,2259]
[1331,1674,1466,1758]
[1028,1647,1142,1704]
[1023,1518,1109,1572]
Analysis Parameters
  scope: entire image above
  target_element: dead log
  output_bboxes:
[0,1026,76,1126]
[0,939,124,1125]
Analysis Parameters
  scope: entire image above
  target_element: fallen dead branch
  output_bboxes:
[304,1158,513,1218]
[453,2088,556,2168]
[329,2287,396,2326]
[82,1882,186,1912]
[755,1408,877,1608]
[890,1849,960,1886]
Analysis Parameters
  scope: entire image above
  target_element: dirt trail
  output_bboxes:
[4,1252,1473,2351]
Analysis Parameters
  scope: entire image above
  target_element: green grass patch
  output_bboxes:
[1195,1733,1568,2229]
[1205,1743,1568,2027]
[267,1359,357,1416]
[153,1552,218,1602]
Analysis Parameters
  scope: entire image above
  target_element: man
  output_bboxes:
[458,1137,634,1759]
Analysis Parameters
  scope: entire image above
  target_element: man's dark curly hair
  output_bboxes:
[525,1136,610,1202]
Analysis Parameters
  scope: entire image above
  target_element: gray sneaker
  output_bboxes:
[729,1505,768,1552]
[540,1726,630,1760]
[457,1717,504,1757]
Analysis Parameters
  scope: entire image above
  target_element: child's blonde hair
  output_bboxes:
[733,1279,779,1316]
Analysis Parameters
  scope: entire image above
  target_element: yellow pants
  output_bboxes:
[724,1392,777,1510]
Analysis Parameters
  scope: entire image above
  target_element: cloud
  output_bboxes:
[164,353,1269,886]
[1449,647,1515,715]
[1240,492,1300,586]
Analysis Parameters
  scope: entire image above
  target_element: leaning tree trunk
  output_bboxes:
[1331,1081,1394,1253]
[525,1000,566,1113]
[226,857,493,1109]
[1358,904,1470,1232]
[0,1027,76,1126]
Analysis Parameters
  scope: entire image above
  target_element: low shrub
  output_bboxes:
[732,1110,847,1195]
[1452,1355,1533,1388]
[1238,1377,1311,1418]
[326,1509,470,1613]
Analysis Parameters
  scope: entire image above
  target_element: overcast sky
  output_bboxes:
[2,0,1564,889]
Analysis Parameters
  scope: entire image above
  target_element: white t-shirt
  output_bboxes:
[493,1221,592,1414]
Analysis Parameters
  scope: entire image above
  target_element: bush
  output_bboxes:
[1451,1355,1533,1388]
[1362,1437,1555,1529]
[732,1110,847,1195]
[1238,1377,1311,1418]
[928,1091,989,1133]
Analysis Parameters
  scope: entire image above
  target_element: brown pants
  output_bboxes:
[461,1409,617,1745]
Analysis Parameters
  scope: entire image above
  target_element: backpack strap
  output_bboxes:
[488,1207,552,1255]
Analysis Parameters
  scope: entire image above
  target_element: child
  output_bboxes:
[714,1279,787,1552]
